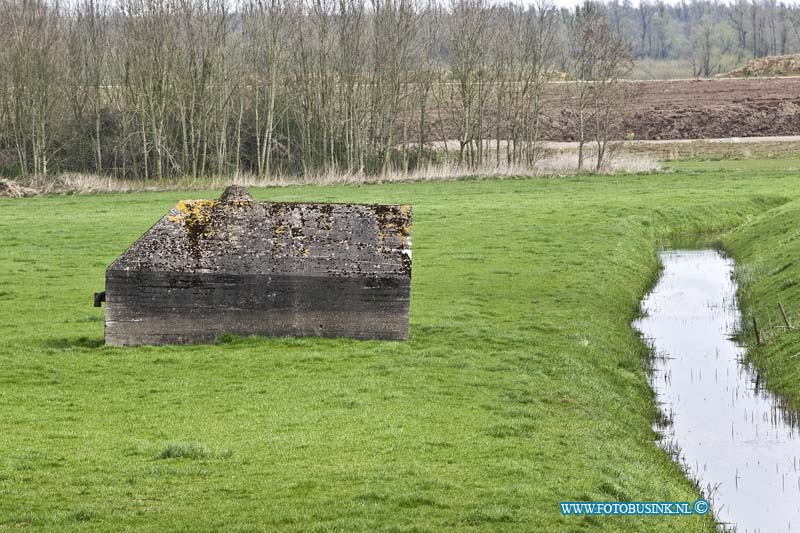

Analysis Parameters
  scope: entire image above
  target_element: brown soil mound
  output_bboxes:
[720,55,800,78]
[420,77,800,142]
[543,77,800,141]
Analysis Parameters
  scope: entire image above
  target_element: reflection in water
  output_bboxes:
[634,250,799,533]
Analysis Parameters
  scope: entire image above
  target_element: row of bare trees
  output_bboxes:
[0,0,631,180]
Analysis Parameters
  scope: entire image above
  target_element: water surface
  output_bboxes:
[634,249,800,532]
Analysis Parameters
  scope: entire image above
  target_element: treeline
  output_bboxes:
[0,0,627,179]
[609,0,800,77]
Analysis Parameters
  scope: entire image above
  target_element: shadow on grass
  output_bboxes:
[44,336,104,349]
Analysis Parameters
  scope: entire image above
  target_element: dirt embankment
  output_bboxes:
[545,77,800,141]
[421,77,800,142]
[719,55,800,78]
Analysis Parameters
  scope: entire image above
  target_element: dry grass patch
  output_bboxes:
[0,179,37,198]
[0,153,661,197]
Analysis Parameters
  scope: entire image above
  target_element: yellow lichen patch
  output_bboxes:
[168,199,218,241]
[377,220,412,239]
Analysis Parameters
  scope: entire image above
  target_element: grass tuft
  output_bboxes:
[216,333,247,345]
[72,508,97,522]
[158,442,212,460]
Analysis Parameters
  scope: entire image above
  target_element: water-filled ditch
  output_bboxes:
[634,249,799,532]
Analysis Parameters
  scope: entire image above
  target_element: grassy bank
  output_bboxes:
[669,159,800,411]
[724,197,800,410]
[0,161,798,531]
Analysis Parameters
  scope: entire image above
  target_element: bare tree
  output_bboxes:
[566,1,631,172]
[411,0,441,169]
[446,0,491,168]
[67,0,109,174]
[728,0,749,62]
[587,11,631,171]
[172,0,234,178]
[243,0,293,177]
[517,1,557,166]
[118,0,180,180]
[368,0,418,173]
[0,0,66,175]
[565,1,595,171]
[335,0,368,172]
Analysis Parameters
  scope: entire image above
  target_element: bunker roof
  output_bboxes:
[109,186,412,278]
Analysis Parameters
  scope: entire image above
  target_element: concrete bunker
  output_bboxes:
[97,186,412,346]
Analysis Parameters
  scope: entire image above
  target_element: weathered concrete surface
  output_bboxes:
[104,186,412,346]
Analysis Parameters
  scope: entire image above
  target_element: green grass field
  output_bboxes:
[1,159,800,531]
